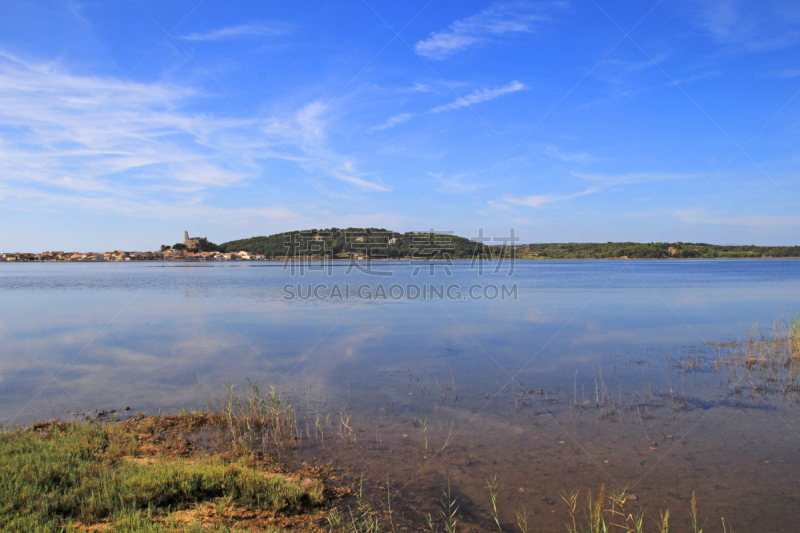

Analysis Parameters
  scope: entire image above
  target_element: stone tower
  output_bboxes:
[183,231,199,250]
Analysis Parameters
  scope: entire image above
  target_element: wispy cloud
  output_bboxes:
[414,2,565,60]
[429,80,525,113]
[694,0,800,51]
[371,113,413,131]
[503,188,597,208]
[281,103,391,192]
[577,71,720,109]
[0,52,386,225]
[180,22,290,41]
[0,51,257,200]
[429,171,484,194]
[332,162,390,191]
[602,54,670,76]
[496,171,699,211]
[540,144,594,162]
[373,81,525,130]
[332,171,391,191]
[589,53,671,87]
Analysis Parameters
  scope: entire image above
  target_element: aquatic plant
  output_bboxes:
[697,317,800,400]
[219,379,299,452]
[486,474,502,531]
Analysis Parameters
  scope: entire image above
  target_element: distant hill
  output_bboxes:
[219,228,495,259]
[519,242,800,259]
[218,229,800,260]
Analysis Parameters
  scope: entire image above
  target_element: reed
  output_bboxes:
[424,484,459,533]
[420,479,713,533]
[486,474,502,531]
[440,482,460,533]
[219,379,300,452]
[555,485,693,533]
[514,504,530,533]
[702,317,800,399]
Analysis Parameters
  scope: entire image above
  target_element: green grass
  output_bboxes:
[0,416,323,532]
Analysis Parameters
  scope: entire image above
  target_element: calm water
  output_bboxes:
[2,260,800,531]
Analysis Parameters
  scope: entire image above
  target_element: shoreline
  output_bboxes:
[3,256,800,264]
[0,400,707,533]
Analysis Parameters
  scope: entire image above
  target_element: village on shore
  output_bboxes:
[1,231,267,262]
[0,249,266,262]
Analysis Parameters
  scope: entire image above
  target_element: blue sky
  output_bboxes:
[1,0,799,251]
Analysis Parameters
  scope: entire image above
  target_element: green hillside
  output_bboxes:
[219,228,495,259]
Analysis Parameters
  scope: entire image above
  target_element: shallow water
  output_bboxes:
[2,259,800,531]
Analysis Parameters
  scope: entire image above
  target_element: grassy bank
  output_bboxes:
[0,415,330,532]
[0,382,347,532]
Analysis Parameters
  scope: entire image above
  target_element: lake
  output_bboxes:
[2,259,800,531]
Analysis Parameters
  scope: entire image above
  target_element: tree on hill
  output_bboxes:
[193,238,220,253]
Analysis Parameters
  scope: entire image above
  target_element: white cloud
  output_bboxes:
[503,188,597,208]
[496,171,698,212]
[276,102,390,191]
[372,81,525,130]
[180,22,290,41]
[414,2,565,60]
[429,171,484,194]
[504,194,557,208]
[332,170,391,192]
[0,51,259,200]
[371,113,413,131]
[540,144,593,162]
[429,80,525,113]
[0,52,386,226]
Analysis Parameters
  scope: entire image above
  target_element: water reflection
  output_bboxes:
[2,260,800,530]
[1,260,799,421]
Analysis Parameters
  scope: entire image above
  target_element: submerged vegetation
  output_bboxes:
[688,317,800,400]
[1,378,737,532]
[419,481,714,533]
